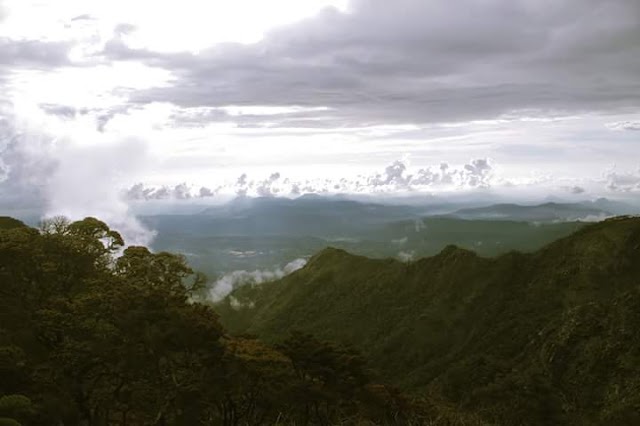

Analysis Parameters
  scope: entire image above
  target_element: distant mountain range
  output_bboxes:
[198,194,430,234]
[447,201,611,222]
[142,196,424,238]
[445,198,639,222]
[141,197,611,276]
[140,196,640,242]
[217,216,640,425]
[140,196,637,276]
[144,197,637,237]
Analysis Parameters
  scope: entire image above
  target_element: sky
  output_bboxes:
[1,0,640,231]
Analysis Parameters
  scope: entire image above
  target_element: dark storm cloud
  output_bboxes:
[104,0,640,127]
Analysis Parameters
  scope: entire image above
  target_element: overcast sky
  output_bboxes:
[1,0,640,218]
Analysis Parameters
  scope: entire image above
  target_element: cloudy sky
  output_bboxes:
[1,0,640,218]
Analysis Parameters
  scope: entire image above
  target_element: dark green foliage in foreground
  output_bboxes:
[0,218,425,425]
[4,215,640,425]
[219,216,640,426]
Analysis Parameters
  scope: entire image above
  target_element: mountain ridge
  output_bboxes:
[448,201,613,222]
[216,216,640,425]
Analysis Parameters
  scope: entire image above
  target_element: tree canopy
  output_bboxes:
[0,217,422,425]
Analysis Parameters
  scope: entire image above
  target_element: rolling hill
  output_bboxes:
[0,217,27,230]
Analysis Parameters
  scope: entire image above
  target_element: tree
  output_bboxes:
[0,216,420,425]
[277,331,370,425]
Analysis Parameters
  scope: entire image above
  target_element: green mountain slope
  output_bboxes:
[0,217,26,230]
[217,216,640,425]
[1,217,428,425]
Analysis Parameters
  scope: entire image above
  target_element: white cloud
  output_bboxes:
[45,137,155,246]
[397,251,414,263]
[124,182,218,200]
[410,158,494,189]
[376,158,495,191]
[228,295,255,310]
[2,0,640,208]
[120,157,499,200]
[209,257,307,302]
[0,93,155,245]
[0,0,347,54]
[391,237,408,246]
[606,120,640,131]
[256,172,282,197]
[605,169,640,192]
[199,186,214,197]
[219,105,332,116]
[369,160,412,189]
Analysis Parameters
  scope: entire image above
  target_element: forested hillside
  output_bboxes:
[0,217,430,426]
[218,216,640,425]
[3,215,640,425]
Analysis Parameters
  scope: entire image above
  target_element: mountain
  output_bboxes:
[0,217,433,425]
[588,197,640,215]
[143,216,585,280]
[217,216,640,425]
[140,197,587,277]
[448,201,613,222]
[356,217,585,256]
[0,216,27,230]
[140,197,427,248]
[196,196,429,235]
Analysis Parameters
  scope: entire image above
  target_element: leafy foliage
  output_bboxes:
[0,217,419,425]
[4,214,639,425]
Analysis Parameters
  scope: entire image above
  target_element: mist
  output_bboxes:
[0,101,156,246]
[209,258,308,302]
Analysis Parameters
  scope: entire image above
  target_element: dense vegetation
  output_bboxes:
[0,217,426,425]
[219,216,640,425]
[3,214,640,425]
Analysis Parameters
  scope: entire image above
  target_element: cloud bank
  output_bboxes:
[122,157,496,200]
[2,0,640,210]
[102,0,640,128]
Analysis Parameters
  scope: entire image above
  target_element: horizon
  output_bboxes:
[2,0,640,242]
